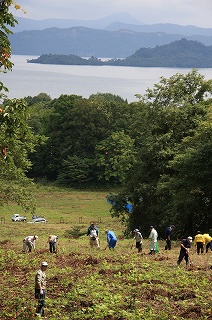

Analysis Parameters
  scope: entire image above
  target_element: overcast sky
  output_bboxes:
[13,0,212,28]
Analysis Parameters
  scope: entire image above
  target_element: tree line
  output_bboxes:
[23,70,212,237]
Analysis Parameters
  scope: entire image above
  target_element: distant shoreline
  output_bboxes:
[27,39,212,68]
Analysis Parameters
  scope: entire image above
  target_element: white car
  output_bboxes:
[28,217,46,223]
[12,214,27,222]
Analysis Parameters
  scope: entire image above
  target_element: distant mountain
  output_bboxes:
[13,13,212,38]
[14,12,144,32]
[28,39,212,68]
[105,22,212,37]
[10,26,212,58]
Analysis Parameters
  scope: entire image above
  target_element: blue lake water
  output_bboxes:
[2,55,212,102]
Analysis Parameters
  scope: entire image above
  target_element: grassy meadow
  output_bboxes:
[0,185,211,319]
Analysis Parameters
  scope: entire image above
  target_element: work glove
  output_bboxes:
[40,289,44,295]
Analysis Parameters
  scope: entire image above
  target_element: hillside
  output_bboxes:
[119,38,212,67]
[10,26,212,58]
[0,188,211,320]
[27,39,212,68]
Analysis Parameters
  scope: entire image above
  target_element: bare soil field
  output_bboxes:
[0,188,211,319]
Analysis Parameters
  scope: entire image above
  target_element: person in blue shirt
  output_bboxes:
[105,230,117,249]
[164,225,175,250]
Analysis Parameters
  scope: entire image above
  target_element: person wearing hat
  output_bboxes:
[193,231,205,254]
[133,229,143,252]
[148,226,158,254]
[22,235,38,253]
[105,230,117,250]
[48,234,58,253]
[177,236,192,265]
[86,222,100,248]
[35,261,48,317]
[164,225,175,250]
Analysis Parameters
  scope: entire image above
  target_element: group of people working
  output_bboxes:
[86,221,118,250]
[26,223,211,317]
[193,231,212,254]
[176,231,212,266]
[22,225,212,260]
[86,223,159,255]
[133,226,159,254]
[22,234,58,254]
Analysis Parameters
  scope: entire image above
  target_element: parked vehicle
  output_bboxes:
[12,214,27,222]
[28,216,46,223]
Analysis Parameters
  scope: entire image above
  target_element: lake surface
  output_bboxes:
[2,55,212,102]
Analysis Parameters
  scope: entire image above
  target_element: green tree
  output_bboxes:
[95,131,136,183]
[0,0,17,72]
[110,71,212,236]
[56,155,94,187]
[29,94,130,184]
[0,1,44,212]
[0,98,44,211]
[163,106,212,235]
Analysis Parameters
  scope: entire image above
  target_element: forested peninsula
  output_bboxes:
[28,38,212,68]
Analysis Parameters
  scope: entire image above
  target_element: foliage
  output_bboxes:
[163,106,212,234]
[138,69,212,106]
[28,53,105,66]
[0,0,17,72]
[56,155,95,187]
[0,2,45,211]
[95,131,136,183]
[29,94,130,183]
[108,71,212,236]
[0,98,46,211]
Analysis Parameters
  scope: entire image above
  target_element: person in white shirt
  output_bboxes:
[148,226,158,254]
[133,229,143,252]
[22,235,38,253]
[86,222,100,248]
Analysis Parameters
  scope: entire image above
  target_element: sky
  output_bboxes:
[12,0,212,28]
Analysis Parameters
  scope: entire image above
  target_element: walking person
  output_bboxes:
[35,261,48,317]
[105,230,117,249]
[133,229,143,252]
[164,225,175,250]
[193,231,204,254]
[177,236,192,265]
[202,233,212,253]
[22,235,38,253]
[48,235,58,253]
[86,222,100,248]
[148,226,158,254]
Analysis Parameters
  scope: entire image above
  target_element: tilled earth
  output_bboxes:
[0,240,212,320]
